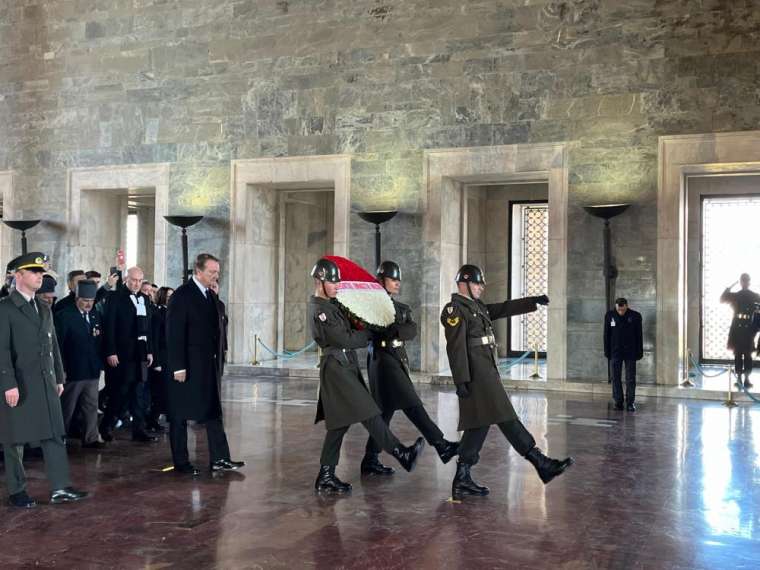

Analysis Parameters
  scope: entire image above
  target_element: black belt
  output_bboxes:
[374,339,404,349]
[468,335,496,347]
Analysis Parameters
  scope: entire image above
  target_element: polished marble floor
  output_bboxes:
[2,377,760,569]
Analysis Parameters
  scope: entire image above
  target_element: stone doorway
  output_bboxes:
[421,143,569,378]
[228,155,351,364]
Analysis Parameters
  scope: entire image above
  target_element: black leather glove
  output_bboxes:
[534,295,550,306]
[455,383,470,398]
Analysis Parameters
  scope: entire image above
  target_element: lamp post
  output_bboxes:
[164,215,203,284]
[2,220,41,255]
[583,204,630,385]
[357,210,398,270]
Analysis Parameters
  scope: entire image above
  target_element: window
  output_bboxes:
[126,212,138,270]
[510,202,548,354]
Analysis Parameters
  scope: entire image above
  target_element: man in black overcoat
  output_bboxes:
[166,253,244,476]
[442,264,573,500]
[99,266,156,443]
[362,260,458,476]
[603,297,644,411]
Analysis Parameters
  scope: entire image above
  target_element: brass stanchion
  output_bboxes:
[251,333,261,366]
[723,368,738,408]
[681,350,696,387]
[529,344,542,379]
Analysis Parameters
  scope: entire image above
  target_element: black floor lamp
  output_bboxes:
[164,215,203,284]
[3,219,41,255]
[583,204,630,384]
[357,211,398,271]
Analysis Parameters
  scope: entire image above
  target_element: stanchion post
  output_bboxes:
[723,368,738,408]
[529,344,541,379]
[681,349,696,388]
[251,334,261,366]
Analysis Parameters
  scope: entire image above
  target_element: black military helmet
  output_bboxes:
[455,264,486,285]
[377,260,401,282]
[310,258,340,283]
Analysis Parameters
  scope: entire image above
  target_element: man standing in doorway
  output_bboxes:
[604,298,644,412]
[721,274,760,388]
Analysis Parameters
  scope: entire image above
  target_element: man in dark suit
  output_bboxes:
[55,280,104,448]
[99,266,156,443]
[0,252,88,507]
[166,253,244,475]
[53,270,85,315]
[604,297,644,412]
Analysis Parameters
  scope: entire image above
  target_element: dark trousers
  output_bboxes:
[734,350,754,377]
[611,358,636,405]
[169,417,231,468]
[365,405,444,456]
[60,379,100,444]
[148,367,168,423]
[458,419,536,466]
[321,415,401,466]
[3,438,71,495]
[101,361,149,436]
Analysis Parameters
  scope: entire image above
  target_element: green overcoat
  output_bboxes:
[309,295,380,430]
[0,290,66,446]
[441,293,538,431]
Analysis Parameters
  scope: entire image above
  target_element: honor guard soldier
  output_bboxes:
[721,273,760,388]
[362,261,458,476]
[309,257,425,494]
[0,252,88,507]
[441,264,574,500]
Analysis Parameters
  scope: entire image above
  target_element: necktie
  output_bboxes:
[29,298,37,314]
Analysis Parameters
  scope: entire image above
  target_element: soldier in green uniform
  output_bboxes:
[441,264,574,500]
[0,253,88,508]
[309,257,425,494]
[361,260,458,476]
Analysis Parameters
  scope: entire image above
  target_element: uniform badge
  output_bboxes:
[447,306,454,315]
[446,316,460,327]
[318,312,327,322]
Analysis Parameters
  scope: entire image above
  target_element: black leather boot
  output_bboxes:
[433,439,459,464]
[391,437,425,472]
[525,447,574,484]
[314,465,352,494]
[451,461,489,500]
[360,453,395,476]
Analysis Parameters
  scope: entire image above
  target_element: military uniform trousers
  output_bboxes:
[365,406,443,455]
[458,419,536,466]
[3,437,71,495]
[321,415,401,466]
[60,379,100,444]
[735,350,754,377]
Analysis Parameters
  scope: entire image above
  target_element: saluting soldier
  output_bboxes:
[721,273,760,388]
[441,264,573,500]
[0,253,88,507]
[362,260,458,476]
[309,257,425,494]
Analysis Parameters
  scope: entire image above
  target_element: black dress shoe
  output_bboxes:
[391,437,425,472]
[99,430,113,442]
[131,432,158,443]
[82,441,107,449]
[50,488,89,504]
[452,461,489,500]
[433,439,459,464]
[745,379,754,389]
[526,447,575,485]
[8,491,36,508]
[626,403,636,412]
[210,459,246,472]
[147,423,166,433]
[314,465,352,494]
[360,453,395,476]
[613,402,625,411]
[175,464,201,476]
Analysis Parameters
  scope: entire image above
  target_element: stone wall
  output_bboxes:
[2,1,760,377]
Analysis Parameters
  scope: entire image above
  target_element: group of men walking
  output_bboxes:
[308,257,574,499]
[0,252,243,508]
